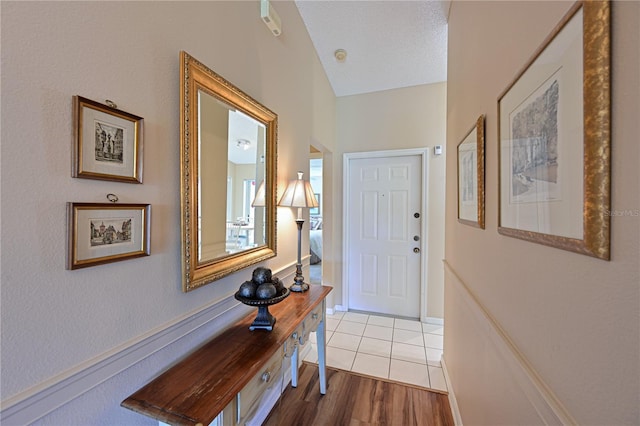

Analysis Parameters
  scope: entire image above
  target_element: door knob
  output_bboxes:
[413,247,420,253]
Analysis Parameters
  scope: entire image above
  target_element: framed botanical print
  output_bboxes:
[498,1,610,260]
[458,115,485,229]
[72,96,144,183]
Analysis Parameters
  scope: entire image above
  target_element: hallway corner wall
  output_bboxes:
[444,1,640,424]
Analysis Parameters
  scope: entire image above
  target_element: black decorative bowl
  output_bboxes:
[234,287,290,331]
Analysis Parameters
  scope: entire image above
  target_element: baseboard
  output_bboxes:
[425,316,444,325]
[443,260,576,425]
[0,264,298,425]
[330,306,440,325]
[440,356,463,426]
[298,340,314,361]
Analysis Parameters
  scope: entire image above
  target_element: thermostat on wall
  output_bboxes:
[434,145,443,156]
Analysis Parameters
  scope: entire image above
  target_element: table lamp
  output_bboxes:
[278,171,318,292]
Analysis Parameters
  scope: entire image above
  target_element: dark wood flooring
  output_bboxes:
[263,362,455,426]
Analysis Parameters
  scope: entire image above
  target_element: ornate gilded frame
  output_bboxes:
[180,51,278,291]
[67,202,150,270]
[498,1,610,259]
[457,115,485,229]
[72,96,144,183]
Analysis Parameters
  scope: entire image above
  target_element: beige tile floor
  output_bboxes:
[304,311,447,392]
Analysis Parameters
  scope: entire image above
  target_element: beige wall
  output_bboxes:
[445,1,639,424]
[0,1,335,422]
[200,95,229,256]
[333,83,447,319]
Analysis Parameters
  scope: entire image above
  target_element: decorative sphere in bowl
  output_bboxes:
[272,276,285,293]
[252,267,272,285]
[238,280,257,298]
[256,283,277,299]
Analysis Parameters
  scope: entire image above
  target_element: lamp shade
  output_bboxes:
[278,172,318,208]
[251,180,266,207]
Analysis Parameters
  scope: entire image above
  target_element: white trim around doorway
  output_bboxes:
[342,148,430,322]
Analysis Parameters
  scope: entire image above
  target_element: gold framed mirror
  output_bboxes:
[180,51,277,292]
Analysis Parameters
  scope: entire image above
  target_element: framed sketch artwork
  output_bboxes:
[66,203,151,270]
[498,1,610,259]
[457,115,485,229]
[72,96,144,183]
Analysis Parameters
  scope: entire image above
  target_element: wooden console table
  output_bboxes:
[122,285,332,426]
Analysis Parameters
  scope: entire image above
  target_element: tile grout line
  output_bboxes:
[388,322,396,380]
[423,331,432,388]
[325,313,444,389]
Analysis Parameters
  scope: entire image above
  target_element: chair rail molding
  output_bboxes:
[0,263,299,425]
[443,260,576,425]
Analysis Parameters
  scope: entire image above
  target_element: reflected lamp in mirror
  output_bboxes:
[251,180,267,247]
[278,171,318,292]
[251,180,266,207]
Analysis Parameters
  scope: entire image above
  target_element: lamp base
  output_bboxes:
[289,282,310,292]
[290,219,310,293]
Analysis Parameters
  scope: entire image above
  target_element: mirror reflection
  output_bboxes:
[198,91,267,262]
[180,51,277,292]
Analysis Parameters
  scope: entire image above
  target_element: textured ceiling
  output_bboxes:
[295,0,450,97]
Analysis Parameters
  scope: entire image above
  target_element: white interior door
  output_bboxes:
[346,153,423,318]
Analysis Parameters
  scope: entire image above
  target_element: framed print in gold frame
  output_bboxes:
[72,96,144,183]
[457,115,485,229]
[66,202,151,270]
[498,1,610,260]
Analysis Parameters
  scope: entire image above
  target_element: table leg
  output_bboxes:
[317,309,327,394]
[291,345,298,388]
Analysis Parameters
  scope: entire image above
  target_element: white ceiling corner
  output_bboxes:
[295,0,449,97]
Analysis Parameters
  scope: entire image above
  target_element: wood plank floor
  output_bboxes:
[263,362,455,426]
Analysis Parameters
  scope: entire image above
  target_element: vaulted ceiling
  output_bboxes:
[295,0,451,97]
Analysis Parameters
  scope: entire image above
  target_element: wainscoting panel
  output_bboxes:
[1,263,299,425]
[443,260,576,425]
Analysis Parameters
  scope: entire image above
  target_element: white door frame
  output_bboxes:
[342,148,429,321]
